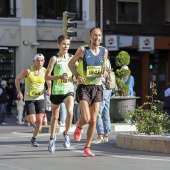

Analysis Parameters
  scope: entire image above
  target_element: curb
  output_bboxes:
[41,124,137,133]
[116,133,170,154]
[41,125,76,133]
[113,124,136,132]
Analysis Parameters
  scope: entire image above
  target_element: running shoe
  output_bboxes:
[48,134,57,153]
[1,122,8,125]
[58,121,65,126]
[30,138,39,147]
[17,121,25,125]
[92,138,103,144]
[25,122,30,127]
[32,123,36,131]
[74,121,83,142]
[103,137,109,143]
[63,132,70,148]
[84,147,95,157]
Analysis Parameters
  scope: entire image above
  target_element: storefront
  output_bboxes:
[0,47,15,80]
[104,35,170,105]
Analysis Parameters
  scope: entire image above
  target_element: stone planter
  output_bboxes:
[110,96,140,122]
[116,133,170,153]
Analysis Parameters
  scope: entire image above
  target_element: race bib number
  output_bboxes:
[30,87,44,96]
[57,79,69,84]
[86,66,102,78]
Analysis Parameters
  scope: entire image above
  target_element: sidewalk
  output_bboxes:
[4,106,52,125]
[4,106,137,133]
[5,106,18,125]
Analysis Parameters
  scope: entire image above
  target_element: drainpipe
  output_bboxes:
[100,0,103,32]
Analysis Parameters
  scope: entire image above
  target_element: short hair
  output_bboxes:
[57,35,72,44]
[89,27,102,35]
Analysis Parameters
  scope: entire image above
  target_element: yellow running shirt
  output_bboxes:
[24,66,46,101]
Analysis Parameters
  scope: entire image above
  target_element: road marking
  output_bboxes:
[12,131,51,137]
[68,144,170,162]
[111,154,170,162]
[0,163,29,170]
[1,133,170,162]
[0,137,11,139]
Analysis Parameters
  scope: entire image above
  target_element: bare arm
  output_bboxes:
[103,48,108,72]
[45,56,61,81]
[103,48,109,78]
[15,69,29,99]
[45,79,51,96]
[68,46,84,77]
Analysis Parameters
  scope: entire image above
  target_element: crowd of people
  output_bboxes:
[0,78,19,125]
[0,27,137,157]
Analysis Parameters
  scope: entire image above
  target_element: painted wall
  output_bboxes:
[0,0,96,77]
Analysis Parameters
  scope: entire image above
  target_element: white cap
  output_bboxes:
[34,53,44,60]
[1,80,7,86]
[121,66,129,70]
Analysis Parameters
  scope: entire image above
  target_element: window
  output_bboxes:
[165,0,170,24]
[37,0,82,20]
[0,0,16,17]
[117,0,141,24]
[0,47,15,79]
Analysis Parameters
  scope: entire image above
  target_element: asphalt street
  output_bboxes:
[0,109,170,170]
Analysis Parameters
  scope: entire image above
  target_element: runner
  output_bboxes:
[45,35,74,153]
[68,27,108,157]
[15,53,51,147]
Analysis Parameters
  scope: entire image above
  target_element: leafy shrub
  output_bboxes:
[115,51,130,66]
[127,82,170,135]
[115,51,131,96]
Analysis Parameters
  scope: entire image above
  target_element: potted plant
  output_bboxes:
[114,51,131,96]
[127,82,170,135]
[110,51,139,122]
[116,82,170,153]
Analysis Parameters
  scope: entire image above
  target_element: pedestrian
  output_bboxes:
[72,78,81,124]
[68,27,108,157]
[92,59,112,144]
[121,66,135,96]
[6,78,16,117]
[15,53,51,147]
[163,83,170,117]
[58,103,66,126]
[45,35,74,153]
[0,80,8,125]
[15,82,25,124]
[15,99,25,124]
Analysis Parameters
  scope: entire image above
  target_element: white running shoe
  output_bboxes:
[48,134,57,153]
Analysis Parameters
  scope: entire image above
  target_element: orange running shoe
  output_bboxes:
[84,147,95,157]
[74,121,83,142]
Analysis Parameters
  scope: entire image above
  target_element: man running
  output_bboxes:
[45,35,74,153]
[15,53,51,147]
[68,27,108,157]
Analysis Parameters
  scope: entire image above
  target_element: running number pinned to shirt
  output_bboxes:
[30,86,44,96]
[57,78,69,84]
[86,66,102,78]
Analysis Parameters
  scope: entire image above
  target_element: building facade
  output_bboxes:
[0,0,170,104]
[96,0,170,104]
[0,0,96,80]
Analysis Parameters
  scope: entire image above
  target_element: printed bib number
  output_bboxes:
[57,79,69,84]
[86,66,102,78]
[30,87,43,96]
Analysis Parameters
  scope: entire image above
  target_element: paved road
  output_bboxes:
[0,111,170,170]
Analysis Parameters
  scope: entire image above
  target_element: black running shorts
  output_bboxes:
[25,99,46,115]
[76,84,103,106]
[50,92,74,105]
